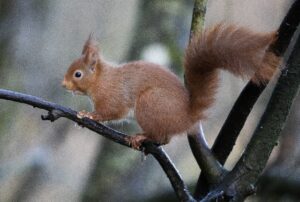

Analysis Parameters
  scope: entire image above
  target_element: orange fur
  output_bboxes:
[184,24,280,121]
[62,24,279,148]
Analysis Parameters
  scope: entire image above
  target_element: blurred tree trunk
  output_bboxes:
[0,1,16,148]
[0,2,50,201]
[257,92,300,201]
[127,0,193,75]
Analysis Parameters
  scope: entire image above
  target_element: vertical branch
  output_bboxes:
[189,0,207,39]
[186,0,225,195]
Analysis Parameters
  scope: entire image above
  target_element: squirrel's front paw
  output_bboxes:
[77,110,91,119]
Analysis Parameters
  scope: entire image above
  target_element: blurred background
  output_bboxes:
[0,0,298,201]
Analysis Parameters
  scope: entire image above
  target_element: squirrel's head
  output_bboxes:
[62,34,101,95]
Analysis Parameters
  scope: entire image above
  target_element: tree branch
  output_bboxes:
[0,89,195,202]
[187,0,226,192]
[189,0,207,39]
[144,143,195,202]
[206,24,300,201]
[188,125,225,186]
[226,27,300,200]
[213,0,300,167]
[187,0,227,196]
[195,0,300,198]
[212,0,300,168]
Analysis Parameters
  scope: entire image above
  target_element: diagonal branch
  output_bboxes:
[212,25,300,201]
[195,0,300,198]
[188,125,226,188]
[211,0,300,166]
[0,89,195,202]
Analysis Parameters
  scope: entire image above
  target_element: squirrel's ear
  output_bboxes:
[82,33,99,54]
[82,34,99,70]
[83,48,98,67]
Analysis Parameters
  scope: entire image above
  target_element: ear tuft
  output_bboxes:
[82,33,100,66]
[82,33,99,54]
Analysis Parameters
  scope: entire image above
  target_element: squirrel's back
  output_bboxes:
[115,61,189,104]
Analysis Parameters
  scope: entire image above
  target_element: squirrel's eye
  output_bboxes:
[74,71,82,78]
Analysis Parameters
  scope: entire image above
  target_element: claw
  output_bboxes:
[77,110,93,119]
[125,134,148,150]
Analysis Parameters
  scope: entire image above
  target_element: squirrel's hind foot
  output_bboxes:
[125,133,170,150]
[125,134,148,150]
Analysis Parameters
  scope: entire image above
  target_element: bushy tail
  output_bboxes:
[184,24,280,121]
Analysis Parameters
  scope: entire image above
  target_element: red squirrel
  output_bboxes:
[62,24,279,149]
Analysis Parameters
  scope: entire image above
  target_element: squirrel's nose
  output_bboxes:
[61,79,67,88]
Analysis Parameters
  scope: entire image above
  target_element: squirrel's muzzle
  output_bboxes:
[61,78,71,89]
[61,79,67,88]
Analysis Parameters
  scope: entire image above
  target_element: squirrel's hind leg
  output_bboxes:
[125,134,148,150]
[134,87,189,146]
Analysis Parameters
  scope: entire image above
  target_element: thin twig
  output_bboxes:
[0,89,194,202]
